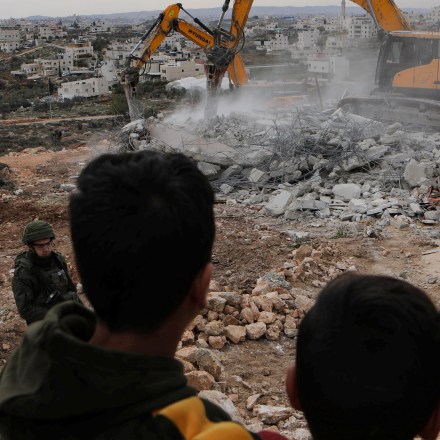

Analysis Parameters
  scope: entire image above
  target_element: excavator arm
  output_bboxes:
[350,0,410,31]
[120,2,251,120]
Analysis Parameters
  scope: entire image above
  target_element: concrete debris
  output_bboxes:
[127,107,440,225]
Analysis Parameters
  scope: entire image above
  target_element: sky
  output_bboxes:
[0,0,437,20]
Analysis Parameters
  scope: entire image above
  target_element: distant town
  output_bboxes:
[0,3,439,106]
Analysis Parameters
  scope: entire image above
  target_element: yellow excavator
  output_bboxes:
[120,0,252,120]
[339,0,440,127]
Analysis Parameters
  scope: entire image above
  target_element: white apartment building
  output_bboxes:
[38,26,66,40]
[0,28,20,52]
[89,20,112,33]
[159,59,203,81]
[59,77,109,99]
[104,41,136,66]
[326,36,348,50]
[244,26,255,37]
[34,56,73,76]
[345,16,377,39]
[265,22,278,30]
[266,33,289,51]
[160,35,183,51]
[298,29,320,49]
[65,40,94,60]
[307,55,349,80]
[99,60,118,85]
[20,63,42,76]
[427,6,440,22]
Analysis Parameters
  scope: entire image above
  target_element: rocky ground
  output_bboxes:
[0,106,439,438]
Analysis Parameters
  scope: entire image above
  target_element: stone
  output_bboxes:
[220,183,234,195]
[194,348,223,380]
[249,168,269,184]
[424,210,440,221]
[294,295,314,312]
[293,245,313,261]
[264,292,287,311]
[246,394,261,410]
[253,405,294,424]
[252,272,290,295]
[181,330,195,346]
[409,203,423,215]
[241,307,256,324]
[265,325,281,341]
[199,390,243,423]
[265,190,294,217]
[253,296,273,312]
[246,322,267,340]
[208,336,226,349]
[206,293,227,312]
[285,231,311,242]
[221,164,243,180]
[218,291,242,306]
[197,162,221,180]
[348,199,368,214]
[292,428,313,440]
[284,315,297,337]
[332,184,361,201]
[341,155,367,172]
[225,325,247,344]
[175,346,198,363]
[258,311,277,324]
[223,315,240,326]
[60,183,76,192]
[403,159,431,188]
[181,359,196,373]
[204,321,225,336]
[186,371,215,391]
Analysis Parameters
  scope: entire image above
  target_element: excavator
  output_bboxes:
[120,0,252,120]
[339,0,440,127]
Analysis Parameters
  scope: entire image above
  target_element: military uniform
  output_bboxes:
[12,250,81,324]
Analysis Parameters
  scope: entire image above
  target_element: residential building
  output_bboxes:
[307,55,349,80]
[59,77,109,99]
[0,28,20,52]
[34,56,73,76]
[159,59,203,81]
[298,29,320,49]
[267,33,289,51]
[345,15,377,39]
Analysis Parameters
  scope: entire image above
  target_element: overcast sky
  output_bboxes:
[1,0,437,19]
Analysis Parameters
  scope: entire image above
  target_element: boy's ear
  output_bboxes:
[286,364,303,411]
[419,401,440,440]
[189,262,213,310]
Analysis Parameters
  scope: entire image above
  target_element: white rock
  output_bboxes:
[332,184,361,201]
[265,190,294,217]
[199,390,243,423]
[245,322,267,340]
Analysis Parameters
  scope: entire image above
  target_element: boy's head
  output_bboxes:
[69,150,215,333]
[289,273,440,440]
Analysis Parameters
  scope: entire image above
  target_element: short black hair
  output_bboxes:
[69,150,215,332]
[296,273,440,440]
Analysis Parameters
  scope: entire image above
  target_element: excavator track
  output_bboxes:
[338,94,440,130]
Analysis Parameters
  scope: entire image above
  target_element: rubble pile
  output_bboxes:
[174,240,356,435]
[143,108,440,225]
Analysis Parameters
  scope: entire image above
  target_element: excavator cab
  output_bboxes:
[376,32,440,96]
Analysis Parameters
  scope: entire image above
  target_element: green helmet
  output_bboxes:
[22,220,55,244]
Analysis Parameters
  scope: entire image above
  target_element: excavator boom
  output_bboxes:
[121,1,252,120]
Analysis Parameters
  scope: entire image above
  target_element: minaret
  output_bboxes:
[340,0,346,19]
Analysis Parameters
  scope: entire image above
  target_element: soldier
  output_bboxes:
[12,220,82,324]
